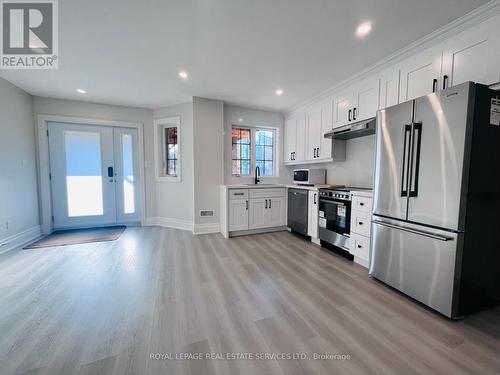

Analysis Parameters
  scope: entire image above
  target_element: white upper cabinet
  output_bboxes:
[306,108,321,160]
[399,45,443,102]
[295,114,307,162]
[333,77,380,128]
[352,76,380,122]
[379,67,401,109]
[319,102,332,160]
[306,100,332,161]
[285,114,306,163]
[285,117,297,162]
[442,15,500,88]
[333,89,355,128]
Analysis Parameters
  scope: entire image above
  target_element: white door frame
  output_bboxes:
[36,114,146,235]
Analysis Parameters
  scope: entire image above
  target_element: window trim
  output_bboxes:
[154,116,181,182]
[231,124,278,178]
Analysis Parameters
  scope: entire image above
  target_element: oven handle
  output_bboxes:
[319,198,348,205]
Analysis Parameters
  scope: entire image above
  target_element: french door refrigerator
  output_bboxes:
[370,82,500,318]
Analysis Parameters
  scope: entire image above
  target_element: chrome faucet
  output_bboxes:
[255,166,260,185]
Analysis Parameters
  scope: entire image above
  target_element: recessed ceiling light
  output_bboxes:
[356,21,372,38]
[178,71,188,79]
[275,89,284,96]
[77,88,86,94]
[238,118,243,123]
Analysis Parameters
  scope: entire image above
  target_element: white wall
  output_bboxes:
[192,97,224,230]
[0,78,40,245]
[153,102,194,223]
[224,104,292,185]
[32,97,156,218]
[287,135,376,188]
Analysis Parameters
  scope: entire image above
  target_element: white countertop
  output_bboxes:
[221,183,373,194]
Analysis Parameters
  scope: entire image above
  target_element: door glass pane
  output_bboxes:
[65,131,103,217]
[122,134,135,214]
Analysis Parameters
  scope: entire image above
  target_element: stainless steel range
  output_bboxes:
[318,187,353,254]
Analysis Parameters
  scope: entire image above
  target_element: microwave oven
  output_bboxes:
[293,169,326,185]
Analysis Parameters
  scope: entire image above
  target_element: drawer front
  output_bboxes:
[249,188,286,199]
[352,195,372,213]
[229,189,249,200]
[350,233,370,261]
[351,210,371,236]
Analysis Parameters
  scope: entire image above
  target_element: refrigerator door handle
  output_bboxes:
[409,122,422,197]
[372,220,453,242]
[400,124,412,197]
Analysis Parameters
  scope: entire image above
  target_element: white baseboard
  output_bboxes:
[145,217,194,232]
[0,225,42,254]
[193,222,220,235]
[354,256,369,269]
[146,217,220,235]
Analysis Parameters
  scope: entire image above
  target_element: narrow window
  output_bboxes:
[255,129,275,176]
[232,128,251,176]
[165,126,178,176]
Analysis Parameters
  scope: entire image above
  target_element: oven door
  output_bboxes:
[319,198,351,236]
[293,170,309,184]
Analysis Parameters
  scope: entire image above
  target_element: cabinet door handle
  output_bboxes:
[313,193,317,205]
[358,221,364,226]
[265,199,268,209]
[432,78,438,93]
[234,192,244,196]
[348,109,352,122]
[359,202,364,206]
[353,107,357,120]
[246,200,248,210]
[443,75,448,90]
[269,199,272,209]
[317,147,320,157]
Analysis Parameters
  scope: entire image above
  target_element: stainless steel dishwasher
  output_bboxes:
[287,188,308,236]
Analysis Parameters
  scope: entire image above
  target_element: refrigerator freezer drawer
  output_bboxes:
[369,219,460,318]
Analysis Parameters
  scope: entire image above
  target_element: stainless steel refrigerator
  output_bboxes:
[370,82,500,318]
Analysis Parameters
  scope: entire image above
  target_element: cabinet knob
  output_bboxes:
[358,244,362,249]
[360,202,364,206]
[359,222,364,225]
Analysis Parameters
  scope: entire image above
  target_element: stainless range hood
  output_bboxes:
[324,118,376,140]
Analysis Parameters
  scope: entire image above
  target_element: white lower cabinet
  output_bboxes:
[226,188,286,235]
[248,197,285,229]
[228,199,249,232]
[248,199,267,229]
[349,192,373,268]
[267,197,286,227]
[307,190,319,239]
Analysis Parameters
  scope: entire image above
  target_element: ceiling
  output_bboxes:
[0,0,490,111]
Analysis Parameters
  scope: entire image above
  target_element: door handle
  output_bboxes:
[348,109,352,122]
[432,78,438,93]
[401,124,412,197]
[442,75,448,90]
[353,107,357,120]
[372,220,453,242]
[409,122,422,197]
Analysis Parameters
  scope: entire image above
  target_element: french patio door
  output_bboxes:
[48,122,140,229]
